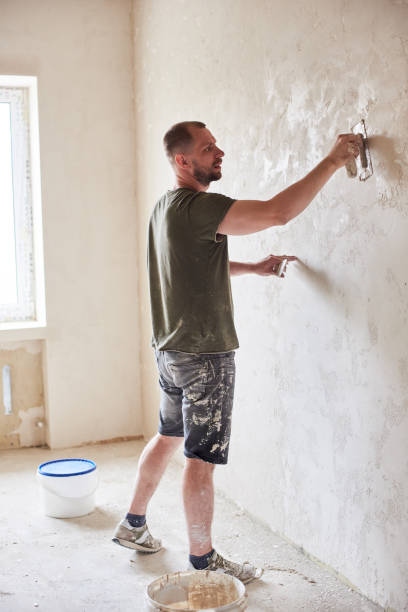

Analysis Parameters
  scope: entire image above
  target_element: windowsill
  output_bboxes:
[0,323,47,342]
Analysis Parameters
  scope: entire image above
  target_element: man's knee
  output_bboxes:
[157,433,183,445]
[185,457,216,473]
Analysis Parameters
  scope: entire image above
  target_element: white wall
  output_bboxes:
[0,0,142,447]
[133,1,408,609]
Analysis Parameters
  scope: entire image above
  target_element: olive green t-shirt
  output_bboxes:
[148,188,239,353]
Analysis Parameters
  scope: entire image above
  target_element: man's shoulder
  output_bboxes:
[155,188,233,205]
[153,188,204,214]
[195,190,232,200]
[153,188,195,209]
[149,189,194,227]
[150,189,235,226]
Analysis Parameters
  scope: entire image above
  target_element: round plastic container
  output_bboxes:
[146,570,247,611]
[36,459,98,518]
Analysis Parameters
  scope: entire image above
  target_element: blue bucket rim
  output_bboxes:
[38,458,97,477]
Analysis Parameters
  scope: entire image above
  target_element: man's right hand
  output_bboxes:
[326,133,363,170]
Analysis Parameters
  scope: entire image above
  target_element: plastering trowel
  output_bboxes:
[345,119,373,181]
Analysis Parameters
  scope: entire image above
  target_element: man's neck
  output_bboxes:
[173,175,209,192]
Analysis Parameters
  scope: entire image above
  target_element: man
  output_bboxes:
[112,121,362,583]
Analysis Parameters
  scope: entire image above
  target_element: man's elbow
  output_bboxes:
[265,200,290,227]
[275,212,289,227]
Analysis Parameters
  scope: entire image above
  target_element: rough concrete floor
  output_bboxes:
[0,440,383,612]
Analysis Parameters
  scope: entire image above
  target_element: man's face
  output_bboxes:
[187,127,225,187]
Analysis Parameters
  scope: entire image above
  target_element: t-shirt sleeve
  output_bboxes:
[187,192,236,242]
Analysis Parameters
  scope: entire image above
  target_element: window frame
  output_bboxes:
[0,75,46,331]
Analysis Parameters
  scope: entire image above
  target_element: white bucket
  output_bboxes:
[146,570,247,611]
[36,459,99,518]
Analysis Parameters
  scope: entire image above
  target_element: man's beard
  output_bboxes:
[192,161,221,187]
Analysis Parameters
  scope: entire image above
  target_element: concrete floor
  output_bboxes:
[0,440,383,612]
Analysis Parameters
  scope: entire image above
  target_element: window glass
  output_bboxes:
[0,86,37,324]
[0,102,18,304]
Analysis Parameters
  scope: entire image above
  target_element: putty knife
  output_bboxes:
[277,259,287,277]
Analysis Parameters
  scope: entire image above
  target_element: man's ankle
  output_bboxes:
[126,513,146,528]
[189,548,214,569]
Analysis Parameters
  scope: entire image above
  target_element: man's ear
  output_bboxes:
[174,153,189,169]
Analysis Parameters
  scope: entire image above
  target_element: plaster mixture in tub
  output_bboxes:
[146,570,246,611]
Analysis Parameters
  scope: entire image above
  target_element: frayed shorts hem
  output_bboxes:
[158,429,184,437]
[184,449,228,465]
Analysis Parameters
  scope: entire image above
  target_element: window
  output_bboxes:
[0,76,46,329]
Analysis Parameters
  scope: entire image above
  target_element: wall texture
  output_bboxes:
[133,0,408,609]
[0,341,45,449]
[0,0,142,447]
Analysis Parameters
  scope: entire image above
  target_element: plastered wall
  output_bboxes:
[0,0,142,448]
[0,342,45,449]
[133,0,408,609]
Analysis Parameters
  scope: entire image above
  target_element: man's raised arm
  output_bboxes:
[218,133,362,236]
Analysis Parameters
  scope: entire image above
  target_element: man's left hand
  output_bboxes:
[254,254,297,277]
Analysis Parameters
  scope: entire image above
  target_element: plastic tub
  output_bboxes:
[146,570,247,611]
[36,458,98,518]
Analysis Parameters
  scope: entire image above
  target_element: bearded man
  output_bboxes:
[112,121,362,583]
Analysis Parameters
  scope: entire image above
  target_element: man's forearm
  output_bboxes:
[218,134,361,236]
[268,156,337,224]
[229,261,256,276]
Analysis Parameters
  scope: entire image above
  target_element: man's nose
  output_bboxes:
[216,147,224,157]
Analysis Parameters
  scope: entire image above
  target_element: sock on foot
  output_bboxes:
[126,513,146,528]
[189,549,215,570]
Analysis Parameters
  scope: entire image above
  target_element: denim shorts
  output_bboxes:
[155,350,236,464]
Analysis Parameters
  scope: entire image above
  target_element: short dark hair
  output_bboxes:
[163,121,206,163]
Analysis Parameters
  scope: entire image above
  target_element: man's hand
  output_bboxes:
[230,255,297,277]
[326,133,363,170]
[253,254,297,277]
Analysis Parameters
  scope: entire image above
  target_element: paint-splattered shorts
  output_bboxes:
[155,350,236,465]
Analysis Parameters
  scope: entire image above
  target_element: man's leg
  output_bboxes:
[128,433,183,514]
[182,454,263,584]
[183,457,215,556]
[113,350,185,552]
[112,433,182,552]
[173,351,262,583]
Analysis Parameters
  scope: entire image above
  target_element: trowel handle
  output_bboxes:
[356,133,368,168]
[346,157,357,178]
